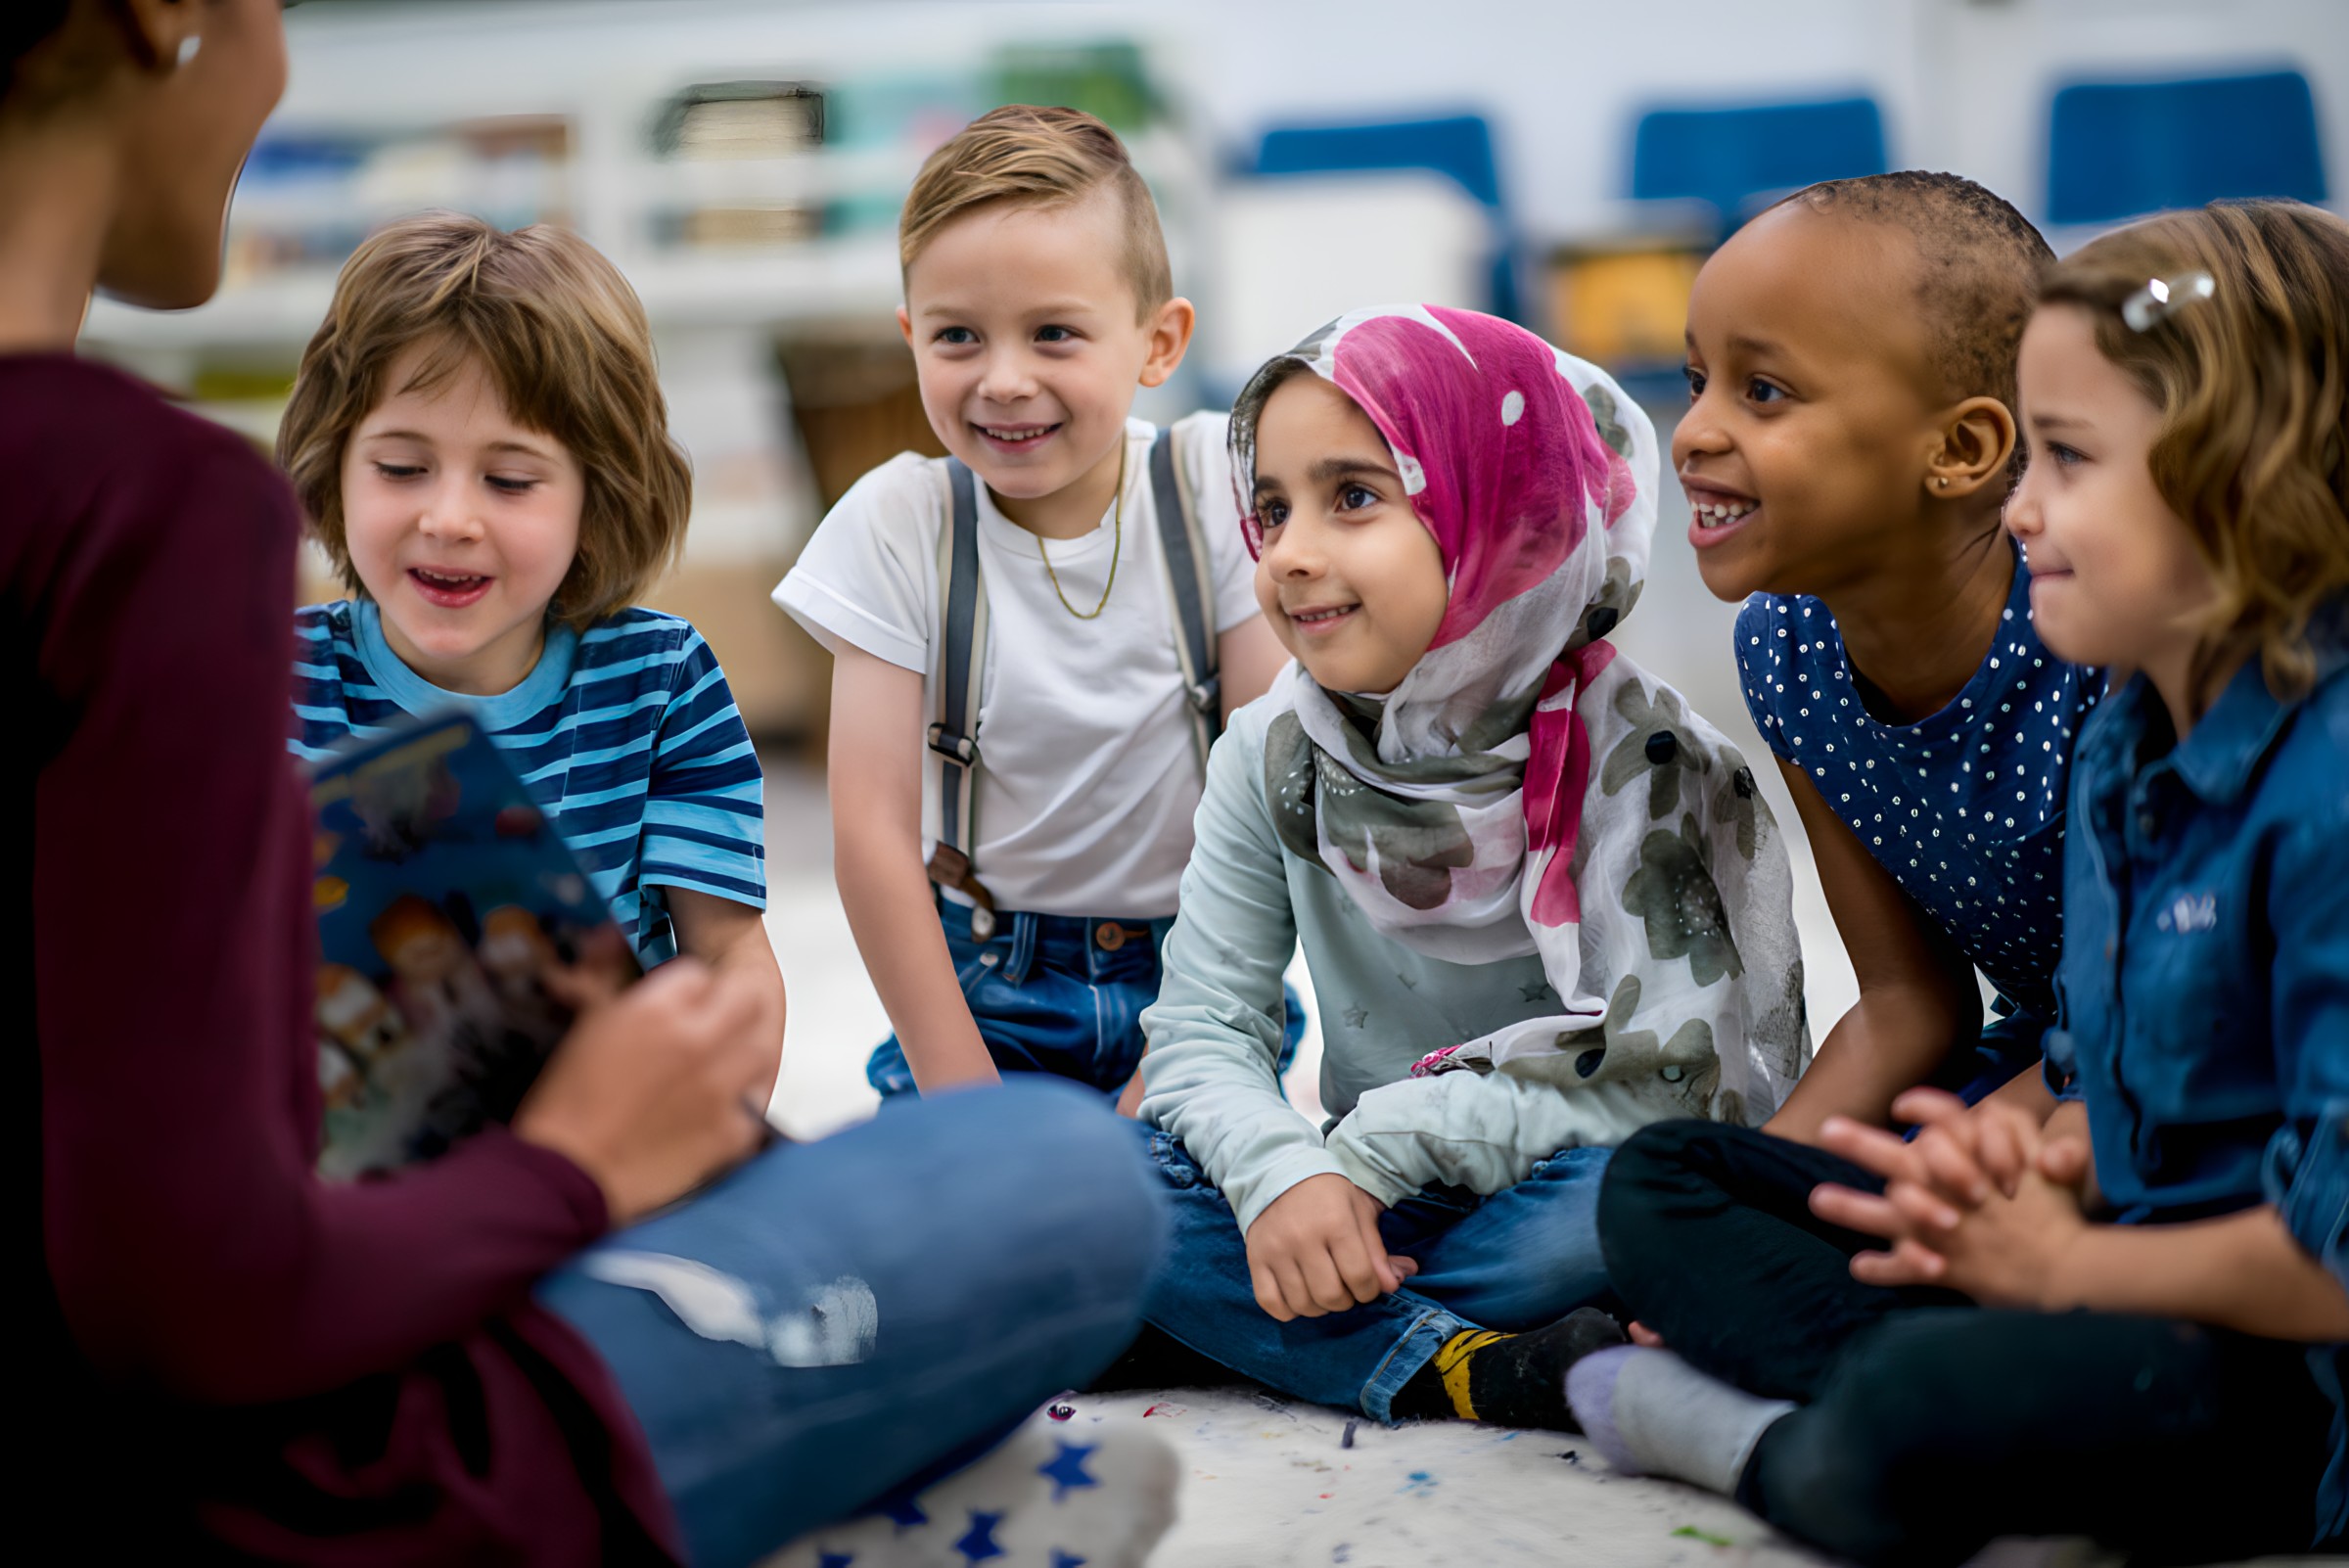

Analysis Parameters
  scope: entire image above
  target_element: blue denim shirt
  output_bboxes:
[2044,624,2349,1545]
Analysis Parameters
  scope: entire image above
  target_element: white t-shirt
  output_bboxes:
[775,412,1262,918]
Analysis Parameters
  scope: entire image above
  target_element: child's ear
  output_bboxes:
[896,305,914,348]
[1925,395,2018,499]
[1138,297,1197,390]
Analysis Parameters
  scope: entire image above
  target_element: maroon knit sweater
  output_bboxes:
[6,355,677,1562]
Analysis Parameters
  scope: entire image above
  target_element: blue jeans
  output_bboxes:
[870,900,1304,1097]
[1138,1129,1614,1422]
[537,1080,1166,1568]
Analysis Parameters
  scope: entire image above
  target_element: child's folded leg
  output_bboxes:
[1380,1144,1616,1326]
[1737,1307,2332,1568]
[1372,1146,1625,1428]
[1598,1119,1964,1400]
[1138,1132,1624,1425]
[1138,1130,1469,1422]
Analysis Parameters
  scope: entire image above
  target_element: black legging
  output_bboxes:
[1600,1120,2336,1567]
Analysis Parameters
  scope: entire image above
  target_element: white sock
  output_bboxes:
[1565,1345,1795,1497]
[763,1404,1180,1567]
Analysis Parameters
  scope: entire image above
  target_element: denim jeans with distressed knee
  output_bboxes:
[538,1079,1166,1568]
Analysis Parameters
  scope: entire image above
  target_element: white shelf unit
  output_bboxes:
[79,6,1212,362]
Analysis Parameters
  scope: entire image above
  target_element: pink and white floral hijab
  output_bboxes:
[1233,305,1807,1123]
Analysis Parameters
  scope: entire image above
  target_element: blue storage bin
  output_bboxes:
[1629,95,1888,233]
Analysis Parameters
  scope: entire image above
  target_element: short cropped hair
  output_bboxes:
[898,105,1172,319]
[1780,171,2054,424]
[278,213,692,630]
[2040,200,2349,707]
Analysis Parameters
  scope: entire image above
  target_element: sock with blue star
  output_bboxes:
[767,1404,1178,1567]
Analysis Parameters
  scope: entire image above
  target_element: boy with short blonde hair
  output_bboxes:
[776,105,1291,1104]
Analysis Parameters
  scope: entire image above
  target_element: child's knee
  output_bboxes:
[1597,1118,1731,1235]
[990,1079,1169,1278]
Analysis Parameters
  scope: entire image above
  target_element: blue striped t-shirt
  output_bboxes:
[290,600,766,964]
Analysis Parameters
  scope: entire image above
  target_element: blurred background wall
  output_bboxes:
[79,0,2346,1126]
[80,0,2345,741]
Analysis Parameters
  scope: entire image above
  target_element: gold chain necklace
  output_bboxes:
[1036,444,1123,621]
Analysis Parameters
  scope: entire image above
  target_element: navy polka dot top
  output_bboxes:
[1734,544,2100,1044]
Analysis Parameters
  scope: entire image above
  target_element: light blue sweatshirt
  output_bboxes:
[1139,699,1760,1233]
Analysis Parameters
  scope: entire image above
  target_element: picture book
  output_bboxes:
[308,713,634,1180]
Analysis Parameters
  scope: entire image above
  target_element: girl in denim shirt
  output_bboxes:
[1575,201,2349,1565]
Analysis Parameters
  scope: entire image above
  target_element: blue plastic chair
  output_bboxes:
[2047,69,2326,225]
[1249,114,1518,319]
[1630,95,1888,235]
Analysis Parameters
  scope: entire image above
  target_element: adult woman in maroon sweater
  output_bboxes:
[5,5,1163,1561]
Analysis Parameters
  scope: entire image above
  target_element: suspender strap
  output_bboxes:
[926,458,996,938]
[1149,427,1222,771]
[927,429,1220,939]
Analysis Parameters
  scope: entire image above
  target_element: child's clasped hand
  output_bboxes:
[1244,1174,1418,1321]
[1809,1087,2097,1308]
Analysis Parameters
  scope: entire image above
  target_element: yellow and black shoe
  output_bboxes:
[1390,1307,1627,1430]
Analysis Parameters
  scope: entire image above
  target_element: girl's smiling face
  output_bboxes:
[341,341,584,696]
[2007,303,2216,713]
[1673,205,2008,604]
[1251,373,1449,695]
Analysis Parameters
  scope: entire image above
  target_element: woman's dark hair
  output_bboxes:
[1,2,75,102]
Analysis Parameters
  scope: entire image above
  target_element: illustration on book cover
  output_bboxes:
[309,715,634,1179]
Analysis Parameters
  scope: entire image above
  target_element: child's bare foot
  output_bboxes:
[1628,1320,1668,1348]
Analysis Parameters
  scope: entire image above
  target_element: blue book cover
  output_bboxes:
[307,713,635,1179]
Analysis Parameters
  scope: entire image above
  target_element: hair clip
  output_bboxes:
[2121,270,2215,332]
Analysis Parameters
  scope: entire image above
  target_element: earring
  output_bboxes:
[1933,477,1949,489]
[177,34,202,68]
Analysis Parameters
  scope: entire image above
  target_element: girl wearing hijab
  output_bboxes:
[1134,305,1810,1429]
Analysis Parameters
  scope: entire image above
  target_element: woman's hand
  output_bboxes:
[1243,1174,1417,1321]
[514,958,772,1226]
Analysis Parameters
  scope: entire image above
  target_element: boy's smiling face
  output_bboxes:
[899,189,1190,531]
[1674,205,1959,602]
[341,341,584,696]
